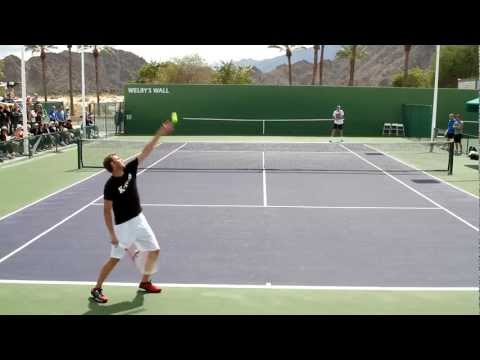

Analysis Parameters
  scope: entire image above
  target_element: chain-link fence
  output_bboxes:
[83,102,125,138]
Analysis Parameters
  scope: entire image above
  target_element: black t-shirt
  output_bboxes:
[104,158,142,225]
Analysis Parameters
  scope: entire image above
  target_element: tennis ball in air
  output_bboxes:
[172,112,178,124]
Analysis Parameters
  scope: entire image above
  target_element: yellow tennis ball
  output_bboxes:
[172,112,178,124]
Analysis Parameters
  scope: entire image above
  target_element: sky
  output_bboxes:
[0,45,293,64]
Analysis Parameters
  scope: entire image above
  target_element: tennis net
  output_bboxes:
[179,117,333,136]
[77,139,454,174]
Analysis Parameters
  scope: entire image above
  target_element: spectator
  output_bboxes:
[66,119,73,130]
[4,105,13,134]
[35,109,43,124]
[115,107,124,134]
[85,112,98,138]
[11,103,22,133]
[453,113,464,155]
[14,124,24,139]
[30,122,41,136]
[48,106,57,122]
[30,108,38,123]
[445,113,455,141]
[0,126,8,141]
[57,106,65,124]
[0,126,14,160]
[0,105,8,133]
[64,107,70,122]
[41,123,49,134]
[48,121,57,133]
[57,123,72,145]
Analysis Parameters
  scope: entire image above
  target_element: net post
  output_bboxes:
[77,138,82,169]
[262,120,265,135]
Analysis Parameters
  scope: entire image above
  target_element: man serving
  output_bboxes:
[90,120,174,304]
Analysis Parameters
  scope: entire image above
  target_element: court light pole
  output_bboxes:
[21,45,29,155]
[430,45,441,145]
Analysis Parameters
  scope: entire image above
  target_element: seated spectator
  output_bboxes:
[85,113,99,138]
[48,121,57,133]
[40,123,49,134]
[0,126,8,142]
[0,126,14,160]
[66,119,73,130]
[64,108,70,121]
[57,123,72,145]
[12,103,22,132]
[35,110,43,124]
[30,122,42,136]
[0,105,8,132]
[14,124,24,139]
[3,105,13,134]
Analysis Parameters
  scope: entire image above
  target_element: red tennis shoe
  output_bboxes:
[139,281,162,293]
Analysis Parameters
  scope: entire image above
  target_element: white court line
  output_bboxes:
[90,203,441,210]
[0,143,187,266]
[364,144,479,199]
[340,144,479,232]
[0,279,476,291]
[262,151,267,207]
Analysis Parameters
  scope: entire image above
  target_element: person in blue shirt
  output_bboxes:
[48,106,57,122]
[445,113,455,141]
[57,106,65,124]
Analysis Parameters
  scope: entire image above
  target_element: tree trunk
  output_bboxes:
[94,46,100,116]
[287,55,292,85]
[319,45,325,85]
[41,51,47,102]
[403,45,412,85]
[311,45,319,85]
[349,45,357,86]
[68,45,74,115]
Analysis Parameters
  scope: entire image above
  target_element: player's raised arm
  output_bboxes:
[137,121,174,163]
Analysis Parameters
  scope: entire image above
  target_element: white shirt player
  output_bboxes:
[332,108,344,125]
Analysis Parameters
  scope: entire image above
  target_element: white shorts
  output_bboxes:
[110,213,160,259]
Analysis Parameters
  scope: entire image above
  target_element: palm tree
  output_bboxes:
[67,45,75,115]
[403,45,413,85]
[25,45,57,102]
[319,45,325,85]
[80,45,112,114]
[336,45,368,86]
[312,45,319,85]
[268,45,306,85]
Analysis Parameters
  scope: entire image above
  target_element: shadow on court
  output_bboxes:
[83,291,147,315]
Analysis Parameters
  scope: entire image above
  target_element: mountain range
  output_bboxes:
[235,46,341,72]
[251,45,436,86]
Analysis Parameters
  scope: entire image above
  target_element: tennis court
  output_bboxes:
[0,137,477,314]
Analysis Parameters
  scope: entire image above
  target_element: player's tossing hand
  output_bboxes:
[161,121,174,135]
